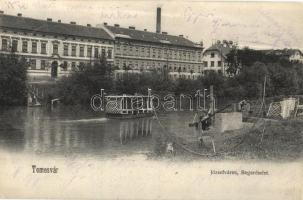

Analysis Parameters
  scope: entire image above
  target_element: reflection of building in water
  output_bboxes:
[119,118,153,144]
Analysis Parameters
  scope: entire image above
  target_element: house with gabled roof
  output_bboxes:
[202,40,234,76]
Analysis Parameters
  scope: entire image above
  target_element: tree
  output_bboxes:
[226,47,240,76]
[0,53,27,106]
[57,55,113,105]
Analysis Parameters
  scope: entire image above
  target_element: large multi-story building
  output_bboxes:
[0,8,203,81]
[0,11,114,82]
[100,7,203,80]
[202,40,234,76]
[102,23,204,80]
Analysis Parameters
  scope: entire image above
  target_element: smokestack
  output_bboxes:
[156,7,161,33]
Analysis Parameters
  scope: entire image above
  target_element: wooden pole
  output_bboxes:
[141,118,144,136]
[211,139,216,154]
[210,85,215,124]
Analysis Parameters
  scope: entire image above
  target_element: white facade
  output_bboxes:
[202,50,226,75]
[289,50,303,63]
[0,14,114,82]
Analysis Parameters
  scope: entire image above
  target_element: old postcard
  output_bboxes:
[0,0,303,199]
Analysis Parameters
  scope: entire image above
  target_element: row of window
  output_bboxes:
[169,73,202,80]
[1,38,113,59]
[116,71,202,80]
[116,44,202,62]
[203,61,223,67]
[1,38,47,54]
[27,59,87,71]
[25,58,223,76]
[115,59,201,73]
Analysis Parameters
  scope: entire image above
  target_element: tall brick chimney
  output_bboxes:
[156,7,161,33]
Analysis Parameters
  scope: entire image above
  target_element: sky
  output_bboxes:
[1,0,303,51]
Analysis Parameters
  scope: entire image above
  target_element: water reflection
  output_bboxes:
[0,107,156,157]
[119,118,153,145]
[0,107,199,158]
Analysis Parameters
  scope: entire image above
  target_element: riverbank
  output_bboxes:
[148,118,303,162]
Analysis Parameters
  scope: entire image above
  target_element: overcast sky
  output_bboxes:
[1,0,303,50]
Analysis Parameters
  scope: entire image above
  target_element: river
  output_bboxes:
[0,106,200,159]
[0,106,301,199]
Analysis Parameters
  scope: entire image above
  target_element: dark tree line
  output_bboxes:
[224,47,303,98]
[0,53,27,106]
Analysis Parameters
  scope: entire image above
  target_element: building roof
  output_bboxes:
[104,25,202,49]
[203,42,232,57]
[0,14,113,40]
[262,49,303,56]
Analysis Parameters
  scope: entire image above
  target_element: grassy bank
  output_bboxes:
[150,119,303,161]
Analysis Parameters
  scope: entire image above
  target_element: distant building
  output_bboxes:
[202,40,234,76]
[102,24,204,80]
[262,49,303,63]
[101,7,204,80]
[0,12,114,82]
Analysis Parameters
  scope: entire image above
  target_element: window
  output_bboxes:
[64,44,69,56]
[107,49,112,59]
[22,40,28,53]
[71,62,76,71]
[211,61,214,67]
[62,61,68,71]
[203,61,208,67]
[12,40,18,52]
[218,61,222,67]
[79,62,85,68]
[101,48,106,57]
[94,47,99,58]
[30,59,36,70]
[32,41,37,53]
[79,46,84,57]
[135,47,139,55]
[41,43,47,54]
[41,60,46,70]
[1,39,8,51]
[53,43,58,54]
[211,52,215,58]
[71,46,76,57]
[87,46,92,57]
